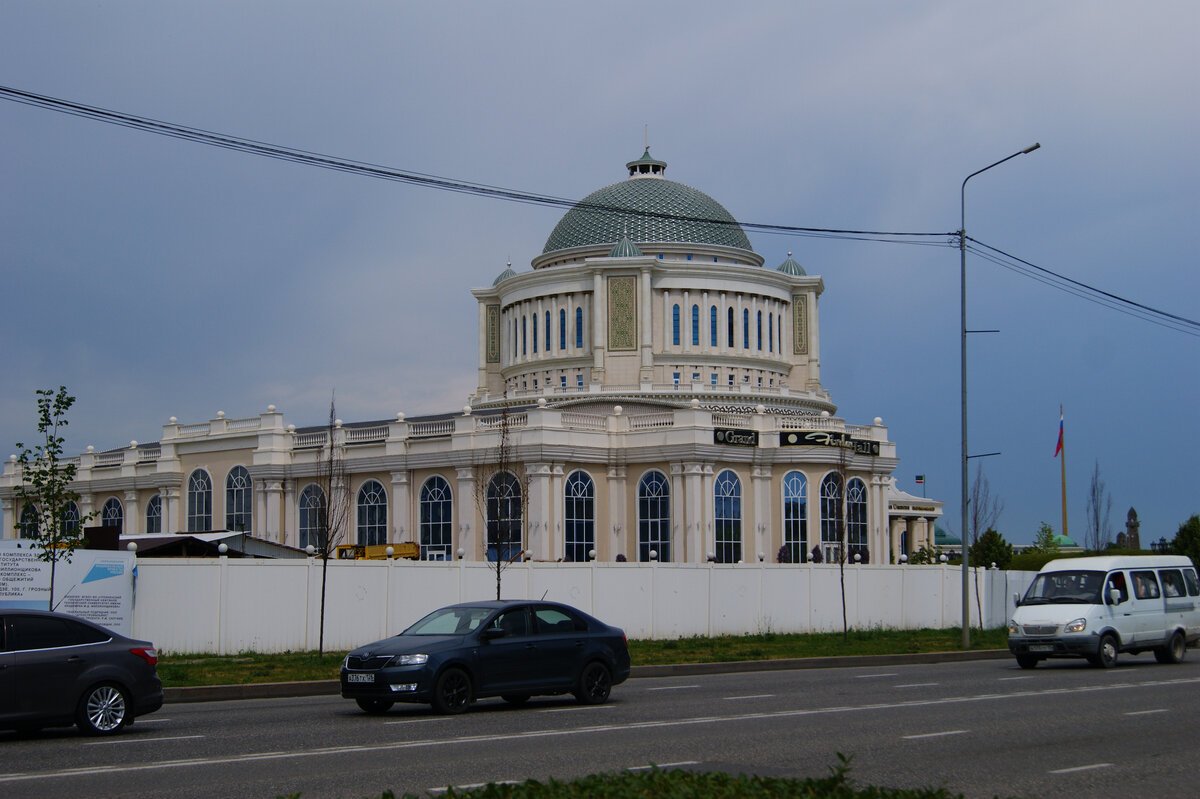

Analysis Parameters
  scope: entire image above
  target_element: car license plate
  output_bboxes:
[347,673,374,683]
[1029,644,1054,653]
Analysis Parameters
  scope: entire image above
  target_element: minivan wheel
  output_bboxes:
[1015,654,1039,670]
[76,683,130,735]
[355,698,395,715]
[1155,631,1186,664]
[573,661,612,705]
[1091,633,1118,669]
[431,667,472,714]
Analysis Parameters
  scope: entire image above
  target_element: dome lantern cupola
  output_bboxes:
[625,146,668,178]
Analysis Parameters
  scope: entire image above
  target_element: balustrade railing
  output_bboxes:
[94,451,124,467]
[346,425,389,444]
[628,412,675,430]
[409,420,455,438]
[560,412,606,431]
[293,431,328,448]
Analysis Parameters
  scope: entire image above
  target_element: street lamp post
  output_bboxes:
[960,142,1040,649]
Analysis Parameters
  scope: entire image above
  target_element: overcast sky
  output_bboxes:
[2,1,1196,545]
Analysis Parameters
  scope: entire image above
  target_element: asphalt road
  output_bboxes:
[2,653,1198,799]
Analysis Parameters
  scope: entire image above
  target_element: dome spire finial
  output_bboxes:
[627,144,666,178]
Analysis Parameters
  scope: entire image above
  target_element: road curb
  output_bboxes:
[163,649,1010,704]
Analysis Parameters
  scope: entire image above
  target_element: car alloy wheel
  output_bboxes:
[432,667,472,714]
[77,684,130,735]
[574,661,612,705]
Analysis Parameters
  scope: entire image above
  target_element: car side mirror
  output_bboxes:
[1012,592,1021,608]
[1108,588,1122,606]
[480,627,506,641]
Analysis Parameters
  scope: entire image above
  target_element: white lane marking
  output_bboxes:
[1124,708,1168,716]
[646,684,700,691]
[137,718,171,723]
[894,683,938,689]
[1049,763,1113,775]
[628,761,700,771]
[384,717,455,725]
[723,694,774,701]
[998,676,1034,681]
[429,780,521,794]
[902,730,968,740]
[6,675,1199,784]
[84,735,204,747]
[539,705,615,713]
[854,673,898,678]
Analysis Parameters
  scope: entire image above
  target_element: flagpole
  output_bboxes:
[1059,405,1068,540]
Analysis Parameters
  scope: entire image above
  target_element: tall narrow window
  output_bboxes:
[691,304,700,345]
[768,314,774,353]
[545,310,551,352]
[672,304,680,346]
[559,308,566,350]
[727,307,734,347]
[101,497,123,531]
[714,470,742,563]
[225,465,252,533]
[637,471,670,562]
[783,472,807,563]
[710,306,718,346]
[847,478,868,562]
[742,309,750,349]
[486,472,522,562]
[61,501,80,533]
[19,503,39,539]
[532,314,538,353]
[299,484,327,551]
[522,316,527,355]
[187,470,213,532]
[563,471,595,563]
[420,476,453,560]
[356,479,388,546]
[820,473,843,563]
[575,307,583,348]
[145,495,162,535]
[756,310,763,350]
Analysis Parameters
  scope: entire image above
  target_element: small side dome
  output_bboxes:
[493,261,518,286]
[777,251,806,276]
[609,236,643,258]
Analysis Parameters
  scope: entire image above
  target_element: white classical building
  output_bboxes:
[2,149,942,564]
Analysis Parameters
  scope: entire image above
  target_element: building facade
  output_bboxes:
[2,150,942,563]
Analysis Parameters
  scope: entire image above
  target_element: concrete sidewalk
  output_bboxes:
[163,648,1010,704]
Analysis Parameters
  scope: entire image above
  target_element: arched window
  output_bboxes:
[637,471,670,562]
[559,308,566,350]
[672,304,680,346]
[61,501,80,533]
[768,314,774,353]
[545,310,551,352]
[756,310,763,350]
[356,480,388,546]
[420,476,453,560]
[783,471,807,563]
[299,484,327,551]
[563,471,595,562]
[145,495,162,535]
[486,471,522,562]
[187,469,212,532]
[575,307,583,348]
[101,497,123,531]
[727,307,735,348]
[820,472,843,562]
[532,314,538,354]
[714,469,742,563]
[19,503,39,539]
[742,309,750,349]
[225,466,252,533]
[847,478,869,562]
[691,304,700,346]
[710,306,718,346]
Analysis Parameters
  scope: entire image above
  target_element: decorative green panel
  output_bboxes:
[486,304,501,363]
[792,294,808,355]
[607,276,637,351]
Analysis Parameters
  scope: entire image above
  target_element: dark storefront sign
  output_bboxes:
[779,430,880,456]
[714,428,758,447]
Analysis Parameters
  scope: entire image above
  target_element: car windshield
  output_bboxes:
[402,606,493,636]
[1022,570,1105,605]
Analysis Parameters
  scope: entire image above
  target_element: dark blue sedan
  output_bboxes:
[340,600,630,714]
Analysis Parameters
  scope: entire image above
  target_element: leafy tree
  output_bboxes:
[1170,514,1200,570]
[13,387,97,610]
[970,528,1013,569]
[905,545,943,565]
[1029,522,1059,555]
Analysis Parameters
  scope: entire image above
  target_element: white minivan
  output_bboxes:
[1008,555,1200,669]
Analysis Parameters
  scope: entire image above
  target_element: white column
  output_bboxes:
[284,480,297,548]
[163,486,180,535]
[684,462,704,562]
[455,467,476,560]
[607,465,626,560]
[391,471,410,543]
[123,491,140,535]
[752,465,771,562]
[264,480,283,543]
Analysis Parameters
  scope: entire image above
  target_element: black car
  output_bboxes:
[0,609,163,735]
[341,600,630,714]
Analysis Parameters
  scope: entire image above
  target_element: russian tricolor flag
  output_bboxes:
[1053,406,1064,458]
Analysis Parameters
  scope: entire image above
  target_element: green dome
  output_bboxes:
[777,252,806,276]
[542,151,753,255]
[608,236,643,258]
[1053,534,1079,548]
[492,263,517,286]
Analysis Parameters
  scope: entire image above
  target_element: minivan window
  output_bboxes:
[1130,570,1161,600]
[1158,569,1186,598]
[1022,570,1105,604]
[1185,568,1200,597]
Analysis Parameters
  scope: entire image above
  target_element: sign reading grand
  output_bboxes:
[780,430,880,456]
[714,428,758,447]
